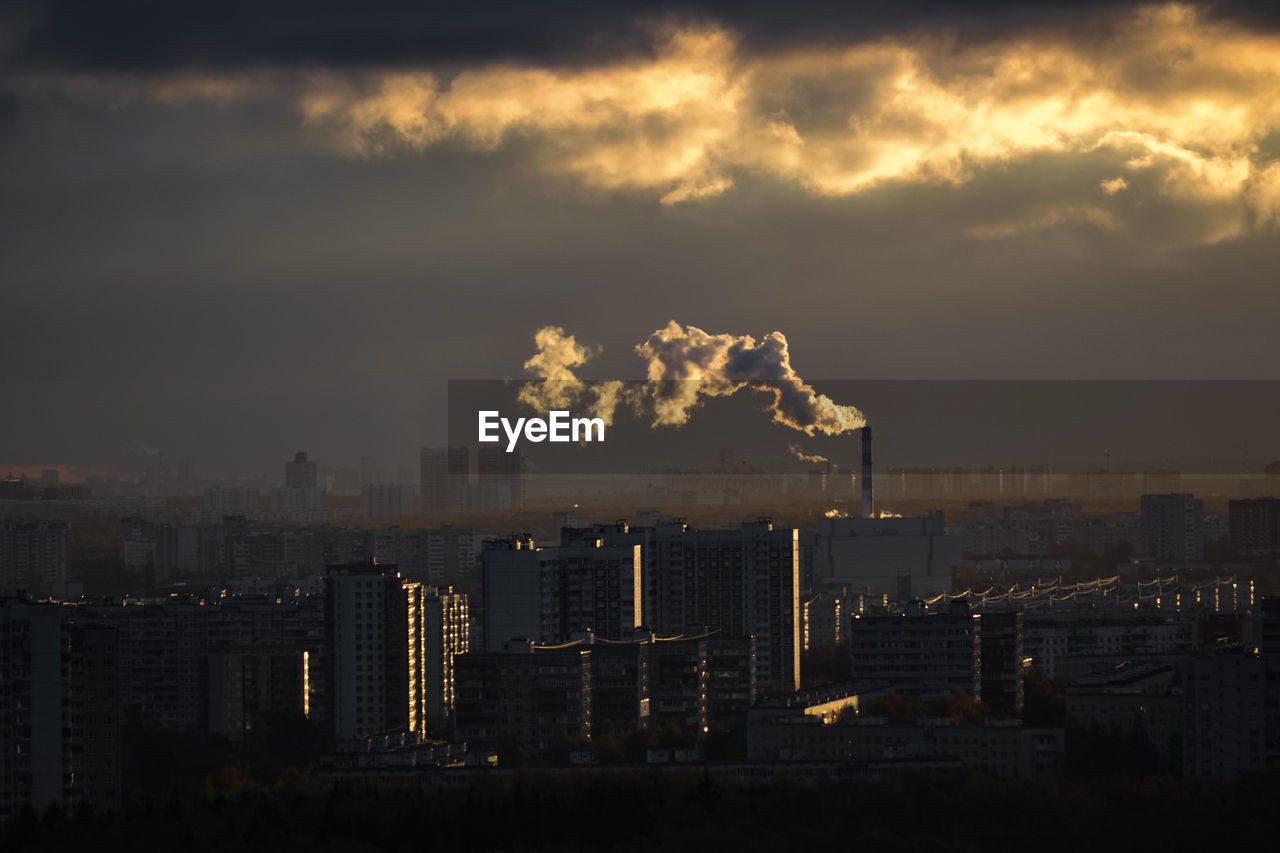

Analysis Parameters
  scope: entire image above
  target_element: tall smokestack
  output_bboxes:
[861,426,874,519]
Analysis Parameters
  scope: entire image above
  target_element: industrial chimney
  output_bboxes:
[861,425,874,518]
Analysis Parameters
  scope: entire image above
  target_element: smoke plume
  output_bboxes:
[789,444,829,464]
[519,321,866,436]
[518,326,593,410]
[518,326,635,426]
[636,321,866,435]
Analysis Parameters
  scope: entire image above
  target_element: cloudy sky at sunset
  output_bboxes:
[4,1,1280,476]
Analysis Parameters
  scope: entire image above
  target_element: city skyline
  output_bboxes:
[9,376,1280,483]
[4,2,1280,836]
[5,1,1280,476]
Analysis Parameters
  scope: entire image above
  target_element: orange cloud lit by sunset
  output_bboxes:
[42,3,1280,243]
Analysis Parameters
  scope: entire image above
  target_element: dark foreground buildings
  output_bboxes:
[0,598,120,821]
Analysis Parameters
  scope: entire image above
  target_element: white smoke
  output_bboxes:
[517,326,636,426]
[519,321,866,436]
[636,321,866,435]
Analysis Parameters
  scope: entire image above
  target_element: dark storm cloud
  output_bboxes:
[9,1,1275,72]
[3,1,1280,478]
[12,2,1280,226]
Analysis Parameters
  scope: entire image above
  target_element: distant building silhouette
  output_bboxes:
[0,521,69,597]
[285,451,318,489]
[1140,493,1204,563]
[362,484,416,519]
[203,485,259,514]
[477,447,524,511]
[275,451,324,518]
[812,513,960,601]
[420,446,468,513]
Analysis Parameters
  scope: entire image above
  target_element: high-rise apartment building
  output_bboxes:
[326,562,418,744]
[1181,651,1280,779]
[538,540,642,645]
[1229,498,1280,557]
[273,451,324,518]
[1140,493,1204,562]
[0,598,120,820]
[979,611,1024,715]
[648,633,709,732]
[480,536,642,649]
[556,519,799,693]
[480,536,540,651]
[0,521,70,597]
[422,586,469,719]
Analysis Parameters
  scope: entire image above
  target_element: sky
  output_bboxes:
[3,1,1280,479]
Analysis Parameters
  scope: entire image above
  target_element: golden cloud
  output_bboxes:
[300,24,744,204]
[1100,176,1129,195]
[295,4,1280,240]
[36,4,1280,242]
[965,205,1121,240]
